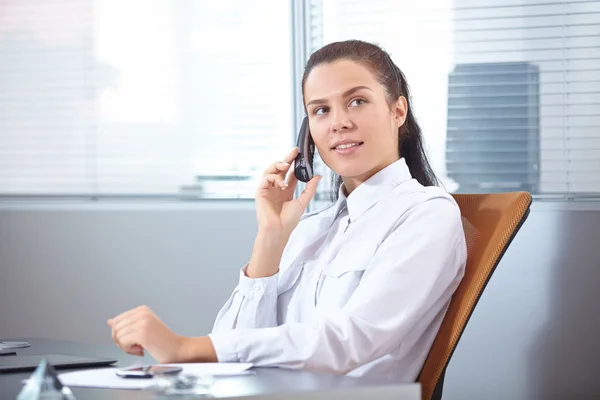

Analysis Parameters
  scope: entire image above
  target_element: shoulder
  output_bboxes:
[384,183,464,241]
[375,185,467,270]
[392,181,461,219]
[410,186,461,217]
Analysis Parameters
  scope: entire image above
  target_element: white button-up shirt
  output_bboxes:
[209,158,467,382]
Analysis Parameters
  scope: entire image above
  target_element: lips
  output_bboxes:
[331,141,364,150]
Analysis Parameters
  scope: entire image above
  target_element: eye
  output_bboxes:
[314,106,329,115]
[349,98,366,107]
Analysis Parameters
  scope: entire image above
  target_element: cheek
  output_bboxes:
[370,120,398,152]
[309,123,330,153]
[358,105,387,130]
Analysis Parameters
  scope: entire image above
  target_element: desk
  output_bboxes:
[0,338,420,399]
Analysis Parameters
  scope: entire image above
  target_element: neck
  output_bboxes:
[341,158,399,196]
[341,177,360,196]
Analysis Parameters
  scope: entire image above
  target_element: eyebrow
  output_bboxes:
[306,85,373,108]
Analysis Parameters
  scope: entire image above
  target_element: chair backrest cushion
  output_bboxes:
[417,192,532,400]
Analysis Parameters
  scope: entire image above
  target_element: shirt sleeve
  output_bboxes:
[211,264,280,334]
[208,196,467,374]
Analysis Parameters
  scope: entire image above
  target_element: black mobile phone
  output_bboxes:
[116,365,183,379]
[294,116,315,183]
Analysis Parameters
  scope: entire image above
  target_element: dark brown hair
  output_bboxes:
[301,39,439,199]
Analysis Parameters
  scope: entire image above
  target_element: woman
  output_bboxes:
[108,39,467,382]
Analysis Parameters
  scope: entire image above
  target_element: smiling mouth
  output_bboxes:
[332,142,364,150]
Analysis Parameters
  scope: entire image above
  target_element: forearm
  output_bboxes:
[245,229,286,278]
[177,336,219,363]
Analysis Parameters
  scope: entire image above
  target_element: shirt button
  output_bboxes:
[252,284,261,291]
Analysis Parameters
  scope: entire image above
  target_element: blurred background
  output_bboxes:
[0,1,599,399]
[1,0,598,200]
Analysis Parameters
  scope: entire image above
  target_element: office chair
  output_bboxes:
[417,191,532,400]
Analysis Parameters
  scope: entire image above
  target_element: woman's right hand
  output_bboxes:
[255,147,322,241]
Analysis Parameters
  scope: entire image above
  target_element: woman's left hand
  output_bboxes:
[108,305,185,364]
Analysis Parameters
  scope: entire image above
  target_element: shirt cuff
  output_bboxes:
[237,263,279,298]
[208,329,243,363]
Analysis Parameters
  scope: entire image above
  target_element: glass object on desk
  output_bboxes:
[17,359,76,400]
[153,372,215,397]
[0,341,31,349]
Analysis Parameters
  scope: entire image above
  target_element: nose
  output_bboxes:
[329,107,351,133]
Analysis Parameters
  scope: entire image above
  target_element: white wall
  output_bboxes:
[1,201,599,400]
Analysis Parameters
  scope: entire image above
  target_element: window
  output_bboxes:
[2,0,599,200]
[0,0,293,198]
[308,0,600,199]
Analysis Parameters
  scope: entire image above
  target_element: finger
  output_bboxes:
[263,161,291,176]
[259,175,276,190]
[260,174,289,190]
[115,324,141,347]
[110,306,148,327]
[131,344,144,352]
[112,325,128,350]
[115,339,144,357]
[283,147,299,164]
[117,332,144,354]
[131,344,144,356]
[296,175,322,210]
[112,314,142,334]
[263,146,298,176]
[130,347,144,357]
[283,161,298,187]
[112,319,143,349]
[111,326,119,347]
[115,322,147,348]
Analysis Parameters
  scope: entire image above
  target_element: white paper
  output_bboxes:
[51,363,253,390]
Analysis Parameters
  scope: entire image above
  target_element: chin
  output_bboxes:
[332,164,372,180]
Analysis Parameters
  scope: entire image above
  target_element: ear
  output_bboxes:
[392,96,408,129]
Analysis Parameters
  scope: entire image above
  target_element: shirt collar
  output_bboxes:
[336,157,413,222]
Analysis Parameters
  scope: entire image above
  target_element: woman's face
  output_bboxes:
[303,59,407,193]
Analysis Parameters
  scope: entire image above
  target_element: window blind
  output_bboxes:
[308,0,600,198]
[450,0,600,195]
[2,1,598,200]
[0,0,294,199]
